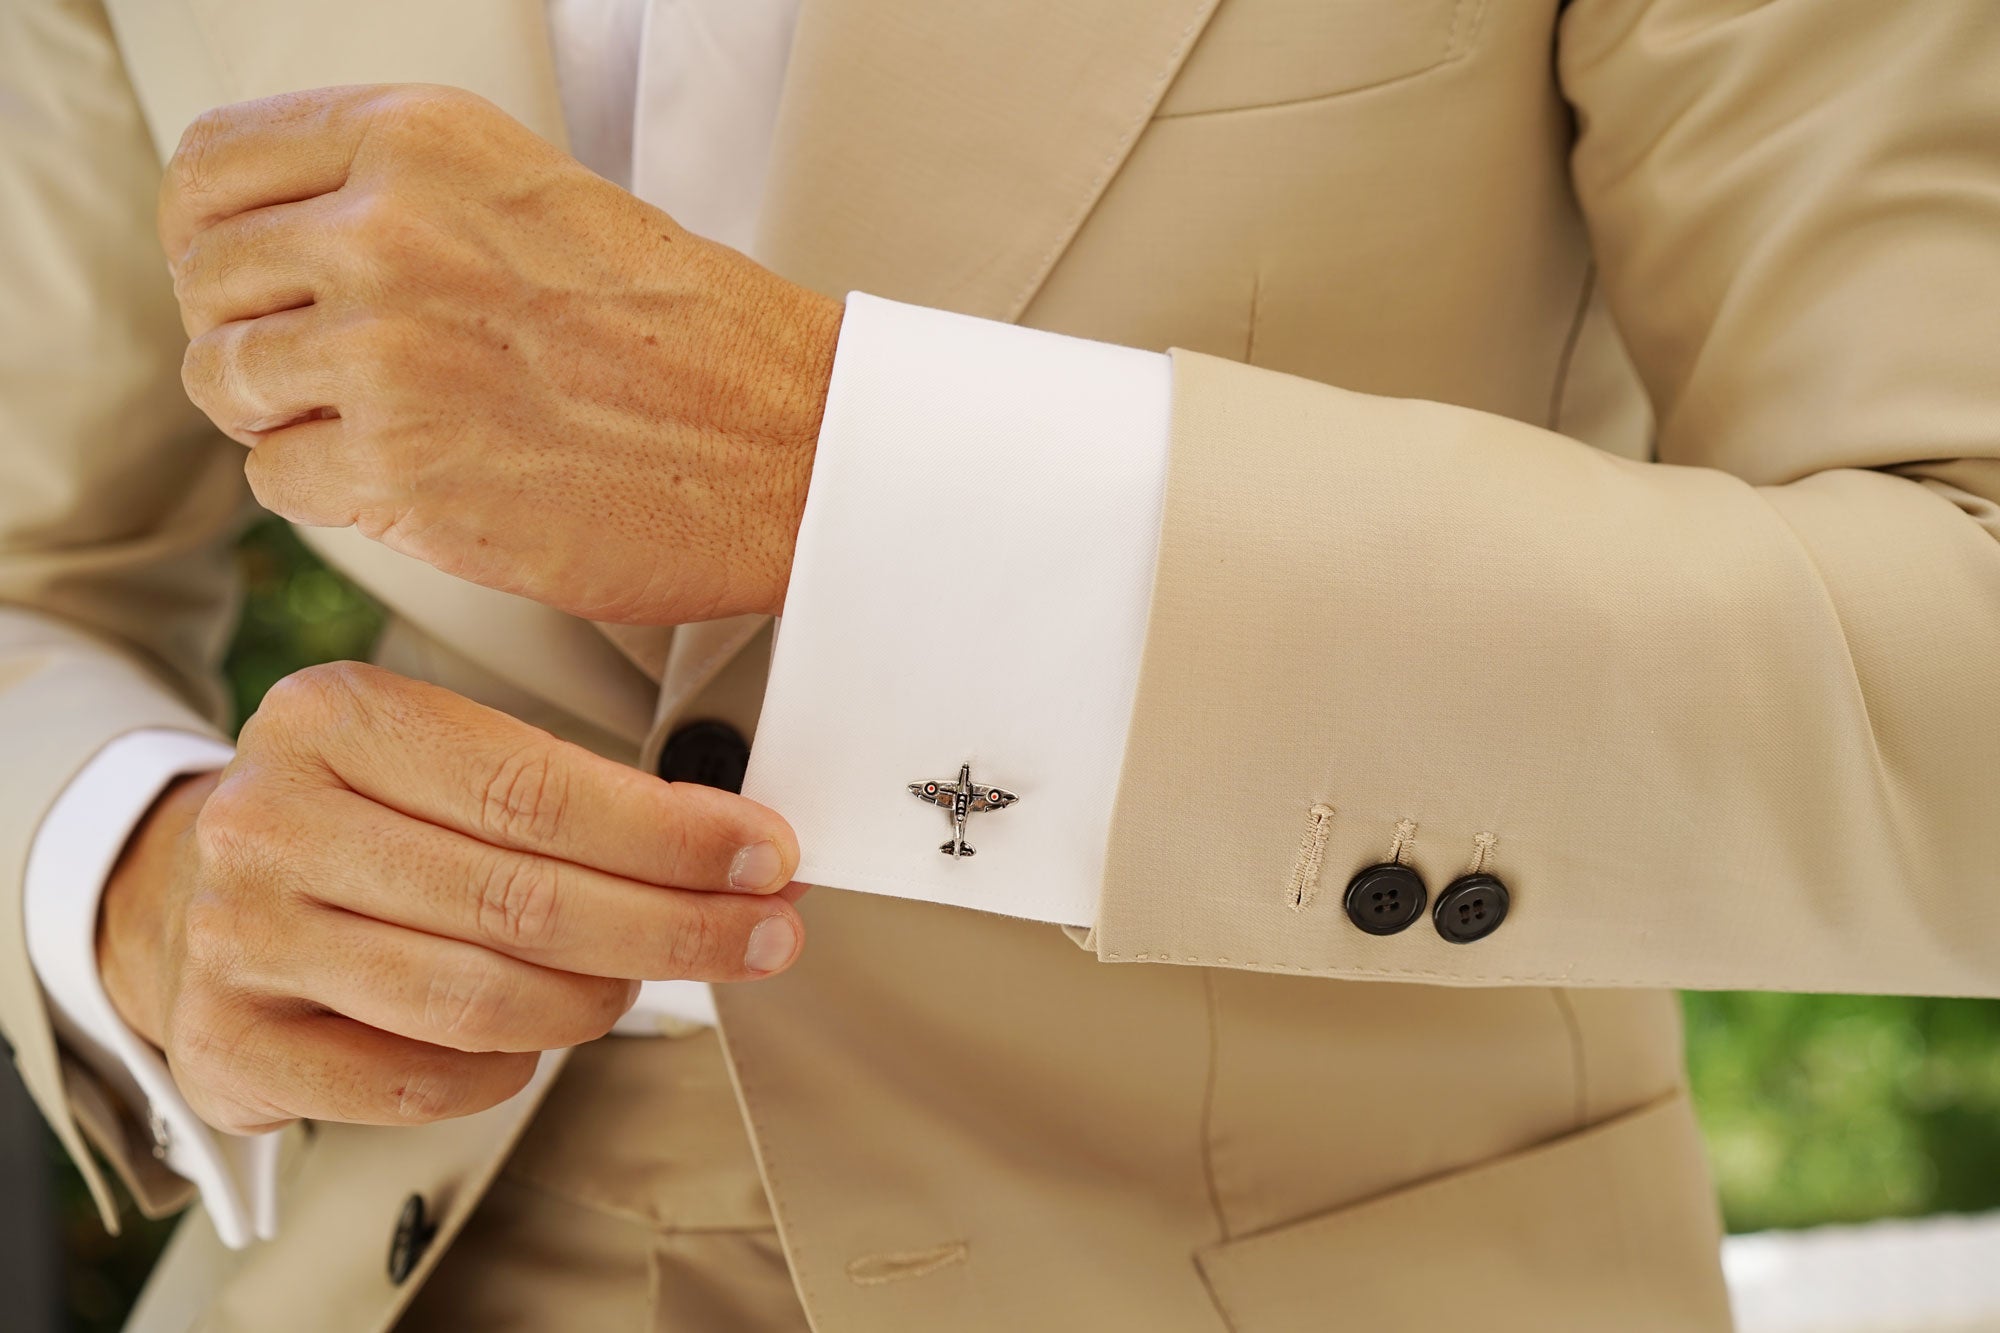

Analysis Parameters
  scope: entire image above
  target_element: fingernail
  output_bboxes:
[744,916,797,974]
[729,841,783,891]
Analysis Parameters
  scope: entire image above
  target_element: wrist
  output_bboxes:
[97,770,217,1050]
[766,288,842,615]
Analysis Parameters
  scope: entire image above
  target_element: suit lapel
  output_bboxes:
[756,0,1221,321]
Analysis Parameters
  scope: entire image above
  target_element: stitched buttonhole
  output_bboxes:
[1288,804,1337,910]
[1468,831,1498,876]
[1387,819,1418,867]
[847,1242,969,1287]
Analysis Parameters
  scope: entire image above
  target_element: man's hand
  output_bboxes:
[160,84,843,625]
[96,662,804,1135]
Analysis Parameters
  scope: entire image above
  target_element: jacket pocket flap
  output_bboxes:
[1196,1092,1733,1332]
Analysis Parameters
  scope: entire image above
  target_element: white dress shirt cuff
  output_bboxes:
[743,293,1172,927]
[21,728,278,1249]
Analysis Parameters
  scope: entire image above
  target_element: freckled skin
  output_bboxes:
[164,84,844,626]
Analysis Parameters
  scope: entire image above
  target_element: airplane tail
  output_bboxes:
[940,841,975,857]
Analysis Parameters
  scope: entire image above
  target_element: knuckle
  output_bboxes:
[255,664,324,719]
[232,706,275,756]
[480,745,570,847]
[292,658,369,697]
[370,84,475,142]
[165,994,285,1133]
[236,698,324,778]
[653,799,699,875]
[170,236,209,308]
[189,779,260,868]
[167,1000,254,1095]
[369,87,440,137]
[179,333,222,409]
[422,956,509,1050]
[167,109,229,202]
[177,886,240,959]
[339,191,416,264]
[337,197,440,290]
[231,319,278,382]
[181,322,277,433]
[387,1058,468,1123]
[194,1050,293,1132]
[391,1050,531,1124]
[258,661,372,730]
[177,878,271,987]
[473,855,562,953]
[663,908,727,979]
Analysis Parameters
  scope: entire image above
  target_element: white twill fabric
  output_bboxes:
[744,294,1171,929]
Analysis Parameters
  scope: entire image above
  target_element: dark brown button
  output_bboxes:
[1434,873,1510,944]
[388,1193,436,1285]
[1343,863,1427,935]
[656,720,749,792]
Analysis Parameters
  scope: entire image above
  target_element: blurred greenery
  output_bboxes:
[39,518,2000,1328]
[1686,991,2000,1232]
[223,519,388,726]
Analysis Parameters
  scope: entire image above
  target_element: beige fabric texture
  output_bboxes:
[2,0,1994,1328]
[396,1032,811,1333]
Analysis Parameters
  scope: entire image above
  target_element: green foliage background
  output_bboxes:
[47,520,2000,1328]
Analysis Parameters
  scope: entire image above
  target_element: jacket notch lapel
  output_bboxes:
[756,0,1221,322]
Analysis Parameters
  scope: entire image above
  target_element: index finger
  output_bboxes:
[256,663,801,893]
[158,85,384,265]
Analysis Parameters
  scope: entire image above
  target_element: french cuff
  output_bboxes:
[742,293,1171,928]
[22,728,279,1249]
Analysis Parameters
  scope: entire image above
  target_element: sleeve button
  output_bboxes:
[1342,863,1427,935]
[1433,873,1510,944]
[655,720,750,792]
[388,1193,438,1285]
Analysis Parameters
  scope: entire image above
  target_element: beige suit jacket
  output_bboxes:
[4,0,1996,1328]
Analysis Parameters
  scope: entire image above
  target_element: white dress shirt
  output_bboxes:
[22,0,1171,1248]
[744,295,1169,926]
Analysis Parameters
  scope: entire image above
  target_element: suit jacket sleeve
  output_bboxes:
[0,0,249,1224]
[1089,0,2000,995]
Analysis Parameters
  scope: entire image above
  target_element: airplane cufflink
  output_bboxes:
[907,763,1018,857]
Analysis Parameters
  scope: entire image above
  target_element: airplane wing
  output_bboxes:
[969,785,1018,810]
[908,780,959,809]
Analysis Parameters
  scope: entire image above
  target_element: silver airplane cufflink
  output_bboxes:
[908,763,1018,858]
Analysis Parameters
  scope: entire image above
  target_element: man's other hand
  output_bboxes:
[95,662,804,1135]
[160,84,843,626]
